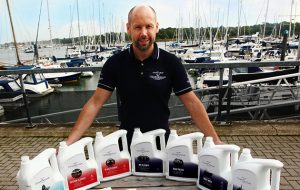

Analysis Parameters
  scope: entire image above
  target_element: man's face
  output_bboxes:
[127,8,159,52]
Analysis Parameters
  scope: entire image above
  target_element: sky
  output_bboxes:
[1,0,300,44]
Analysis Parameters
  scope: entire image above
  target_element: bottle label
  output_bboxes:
[134,157,163,173]
[133,142,163,173]
[169,161,198,178]
[31,167,65,190]
[67,168,98,190]
[232,170,256,190]
[50,182,65,190]
[198,169,228,190]
[65,155,98,190]
[101,158,130,177]
[168,146,198,179]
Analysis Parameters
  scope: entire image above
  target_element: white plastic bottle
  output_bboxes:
[166,130,204,182]
[57,137,100,190]
[94,130,131,181]
[130,128,166,176]
[197,137,240,190]
[232,148,284,190]
[16,148,65,190]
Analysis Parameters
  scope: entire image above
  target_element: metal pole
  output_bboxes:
[217,68,224,122]
[226,68,233,123]
[297,33,300,111]
[19,74,33,128]
[297,33,300,82]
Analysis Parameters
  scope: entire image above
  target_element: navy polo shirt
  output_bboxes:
[98,43,192,141]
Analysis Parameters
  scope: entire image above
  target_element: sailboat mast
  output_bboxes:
[224,0,230,45]
[237,0,241,38]
[288,0,294,39]
[263,0,270,39]
[6,0,22,65]
[98,0,102,46]
[77,0,82,50]
[46,0,53,55]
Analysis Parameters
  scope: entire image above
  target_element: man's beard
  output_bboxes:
[134,38,154,51]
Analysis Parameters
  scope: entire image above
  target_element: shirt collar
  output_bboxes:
[128,42,160,60]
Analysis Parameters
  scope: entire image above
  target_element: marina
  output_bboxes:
[1,0,300,189]
[0,59,300,124]
[0,40,300,122]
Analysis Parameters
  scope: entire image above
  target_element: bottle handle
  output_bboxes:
[158,133,166,151]
[36,148,60,172]
[230,150,239,167]
[271,167,282,190]
[49,152,60,173]
[185,133,204,154]
[87,142,95,160]
[121,133,129,152]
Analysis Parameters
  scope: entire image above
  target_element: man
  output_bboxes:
[66,5,222,146]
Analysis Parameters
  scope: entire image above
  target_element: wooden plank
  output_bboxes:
[94,186,198,190]
[92,176,196,189]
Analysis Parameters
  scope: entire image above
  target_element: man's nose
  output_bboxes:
[141,27,147,36]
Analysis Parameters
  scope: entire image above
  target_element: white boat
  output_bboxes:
[38,60,81,83]
[0,65,54,99]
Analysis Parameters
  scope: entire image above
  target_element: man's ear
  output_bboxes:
[126,23,131,35]
[156,22,159,33]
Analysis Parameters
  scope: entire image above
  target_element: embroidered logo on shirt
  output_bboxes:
[149,71,166,81]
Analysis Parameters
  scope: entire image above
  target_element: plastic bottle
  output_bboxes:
[197,137,240,190]
[130,128,166,176]
[166,130,204,182]
[94,130,131,181]
[232,148,284,190]
[57,137,100,190]
[16,148,65,190]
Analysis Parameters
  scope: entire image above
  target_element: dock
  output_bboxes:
[0,121,299,190]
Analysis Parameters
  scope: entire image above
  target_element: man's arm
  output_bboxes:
[66,88,113,145]
[179,91,223,144]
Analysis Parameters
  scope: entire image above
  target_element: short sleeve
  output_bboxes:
[97,58,116,91]
[171,56,192,96]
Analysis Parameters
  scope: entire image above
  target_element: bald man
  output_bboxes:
[66,5,222,146]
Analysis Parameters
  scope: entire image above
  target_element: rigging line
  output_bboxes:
[224,0,231,40]
[10,0,32,43]
[6,0,21,65]
[68,3,75,41]
[240,1,250,35]
[35,0,43,45]
[255,0,266,25]
[199,1,209,28]
[33,0,43,64]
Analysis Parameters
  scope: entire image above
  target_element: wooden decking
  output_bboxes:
[94,176,197,190]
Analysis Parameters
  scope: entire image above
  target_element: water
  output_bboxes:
[0,42,169,65]
[1,43,299,123]
[0,46,66,65]
[0,42,186,123]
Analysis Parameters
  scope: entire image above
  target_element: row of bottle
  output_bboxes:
[137,128,283,190]
[131,129,283,190]
[17,128,284,190]
[16,130,129,190]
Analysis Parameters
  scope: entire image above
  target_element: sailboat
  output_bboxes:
[0,65,54,98]
[0,0,54,102]
[34,0,82,82]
